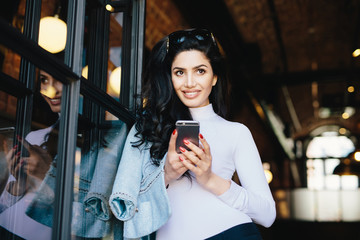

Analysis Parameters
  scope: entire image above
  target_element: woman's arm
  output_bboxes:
[218,125,276,227]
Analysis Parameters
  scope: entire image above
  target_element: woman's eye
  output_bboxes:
[197,69,205,74]
[40,77,49,84]
[175,70,183,76]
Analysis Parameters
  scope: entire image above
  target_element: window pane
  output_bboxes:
[107,12,123,100]
[1,45,21,81]
[71,109,128,238]
[307,159,324,190]
[0,90,17,197]
[341,175,358,190]
[306,134,355,158]
[0,67,62,239]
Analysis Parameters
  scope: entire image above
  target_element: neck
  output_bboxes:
[189,104,217,121]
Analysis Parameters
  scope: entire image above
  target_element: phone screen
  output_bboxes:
[0,127,15,152]
[175,120,200,153]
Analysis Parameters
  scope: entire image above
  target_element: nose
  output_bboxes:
[52,80,63,93]
[184,73,196,88]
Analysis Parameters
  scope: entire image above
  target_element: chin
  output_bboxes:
[51,108,61,113]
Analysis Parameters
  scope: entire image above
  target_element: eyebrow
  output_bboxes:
[172,64,209,71]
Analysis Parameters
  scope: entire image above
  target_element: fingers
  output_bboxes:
[168,129,178,153]
[199,133,210,155]
[179,133,211,169]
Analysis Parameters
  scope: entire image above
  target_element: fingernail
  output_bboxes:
[199,133,204,139]
[16,135,22,141]
[16,152,21,157]
[172,129,177,135]
[179,156,184,161]
[179,146,186,153]
[183,139,190,145]
[13,145,18,150]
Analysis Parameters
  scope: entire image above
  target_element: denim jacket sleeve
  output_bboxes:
[109,126,171,239]
[83,123,127,221]
[110,126,143,221]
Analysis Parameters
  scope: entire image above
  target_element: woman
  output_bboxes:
[0,70,61,240]
[110,28,276,240]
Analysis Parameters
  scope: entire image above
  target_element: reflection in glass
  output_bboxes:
[0,69,61,239]
[1,44,21,81]
[71,117,128,238]
[107,12,123,100]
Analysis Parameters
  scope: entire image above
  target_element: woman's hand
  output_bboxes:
[164,129,188,186]
[22,144,52,181]
[5,139,52,195]
[5,145,27,195]
[180,133,231,196]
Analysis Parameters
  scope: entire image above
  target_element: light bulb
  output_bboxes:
[39,16,67,53]
[109,67,121,95]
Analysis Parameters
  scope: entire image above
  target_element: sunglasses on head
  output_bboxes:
[166,28,217,53]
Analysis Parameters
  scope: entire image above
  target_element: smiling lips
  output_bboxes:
[183,90,200,99]
[49,97,61,105]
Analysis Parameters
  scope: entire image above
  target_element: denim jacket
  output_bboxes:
[110,125,171,239]
[26,123,128,238]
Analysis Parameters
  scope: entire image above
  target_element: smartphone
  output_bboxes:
[15,134,30,158]
[0,127,15,152]
[175,120,200,153]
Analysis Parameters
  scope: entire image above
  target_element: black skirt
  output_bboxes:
[205,222,262,240]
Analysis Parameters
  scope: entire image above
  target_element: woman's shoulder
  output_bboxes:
[215,116,251,134]
[25,126,54,145]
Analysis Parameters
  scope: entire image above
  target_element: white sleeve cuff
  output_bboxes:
[218,180,248,211]
[0,188,23,209]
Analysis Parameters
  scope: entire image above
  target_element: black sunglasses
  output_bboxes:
[166,29,217,53]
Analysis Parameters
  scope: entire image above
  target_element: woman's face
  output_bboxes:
[40,70,63,113]
[171,50,217,108]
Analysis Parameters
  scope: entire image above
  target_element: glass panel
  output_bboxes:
[71,106,128,239]
[38,0,68,54]
[306,159,324,190]
[105,110,119,121]
[107,12,123,100]
[306,134,355,158]
[1,45,21,81]
[0,90,17,196]
[341,190,360,221]
[341,175,358,190]
[0,1,26,34]
[316,190,341,221]
[0,90,17,118]
[0,66,62,239]
[291,188,316,221]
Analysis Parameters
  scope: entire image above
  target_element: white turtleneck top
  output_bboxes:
[156,104,276,240]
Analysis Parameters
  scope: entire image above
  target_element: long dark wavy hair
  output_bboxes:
[133,29,228,166]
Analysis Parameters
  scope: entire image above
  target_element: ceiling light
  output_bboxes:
[38,16,67,53]
[82,65,88,79]
[264,170,273,183]
[347,86,355,93]
[338,128,346,135]
[263,162,273,183]
[106,4,114,12]
[352,49,360,58]
[355,151,360,161]
[109,66,121,96]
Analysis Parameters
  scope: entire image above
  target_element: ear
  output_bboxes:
[212,75,218,86]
